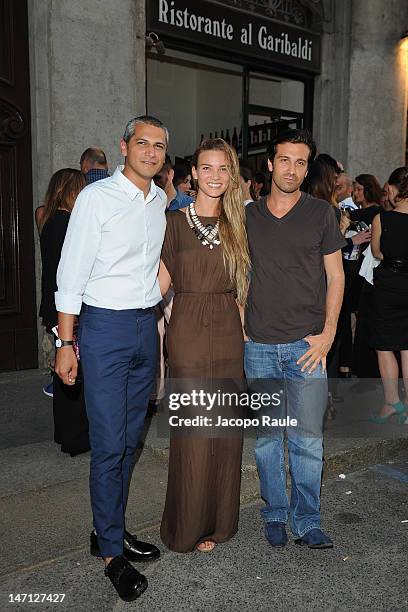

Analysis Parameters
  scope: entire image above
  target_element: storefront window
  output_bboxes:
[147,50,243,160]
[147,51,306,166]
[146,0,318,165]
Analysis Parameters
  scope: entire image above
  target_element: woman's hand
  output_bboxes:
[352,228,371,244]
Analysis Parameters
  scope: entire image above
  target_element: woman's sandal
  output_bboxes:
[196,541,216,552]
[370,400,407,424]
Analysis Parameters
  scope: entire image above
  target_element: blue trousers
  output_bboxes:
[244,338,327,538]
[79,305,157,557]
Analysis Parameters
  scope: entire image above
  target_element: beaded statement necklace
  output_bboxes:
[186,201,220,250]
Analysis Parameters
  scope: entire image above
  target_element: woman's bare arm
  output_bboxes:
[370,213,383,260]
[158,260,172,296]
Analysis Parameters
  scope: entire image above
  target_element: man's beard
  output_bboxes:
[273,176,302,194]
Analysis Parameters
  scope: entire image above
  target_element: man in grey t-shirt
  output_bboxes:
[244,129,345,549]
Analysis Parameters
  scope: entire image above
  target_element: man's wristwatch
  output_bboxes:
[55,338,73,349]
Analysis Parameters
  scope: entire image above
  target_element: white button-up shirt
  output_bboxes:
[55,166,167,314]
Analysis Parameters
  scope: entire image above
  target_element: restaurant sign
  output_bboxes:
[147,0,321,73]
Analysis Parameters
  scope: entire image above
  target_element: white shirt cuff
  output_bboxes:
[54,291,83,315]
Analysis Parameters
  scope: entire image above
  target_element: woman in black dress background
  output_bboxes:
[348,174,383,379]
[369,167,408,423]
[39,168,90,455]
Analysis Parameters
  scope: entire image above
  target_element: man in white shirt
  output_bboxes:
[335,172,357,212]
[55,116,167,602]
[336,172,360,260]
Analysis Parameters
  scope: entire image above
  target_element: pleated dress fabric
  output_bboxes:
[160,210,244,553]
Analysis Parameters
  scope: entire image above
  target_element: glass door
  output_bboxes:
[242,70,305,171]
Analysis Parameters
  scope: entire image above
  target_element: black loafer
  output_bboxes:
[124,530,160,562]
[90,530,160,562]
[104,555,147,602]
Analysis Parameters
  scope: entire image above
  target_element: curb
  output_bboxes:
[322,437,408,479]
[145,436,408,505]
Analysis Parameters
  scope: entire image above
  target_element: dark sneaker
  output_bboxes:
[104,555,147,602]
[265,522,288,548]
[295,528,333,549]
[42,381,53,398]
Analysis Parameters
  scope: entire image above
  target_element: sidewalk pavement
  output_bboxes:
[0,369,407,610]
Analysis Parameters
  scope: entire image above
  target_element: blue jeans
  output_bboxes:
[79,305,157,557]
[244,338,327,538]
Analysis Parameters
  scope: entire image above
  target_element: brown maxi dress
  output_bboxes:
[160,210,244,553]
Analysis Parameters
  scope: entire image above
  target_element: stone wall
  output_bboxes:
[313,0,352,167]
[27,0,408,367]
[28,0,146,366]
[347,0,408,183]
[314,0,408,183]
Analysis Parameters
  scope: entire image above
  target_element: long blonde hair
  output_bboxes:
[192,139,250,305]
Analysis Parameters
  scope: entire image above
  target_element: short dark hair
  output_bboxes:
[267,129,317,166]
[161,154,173,173]
[153,155,173,189]
[79,147,107,168]
[173,160,191,187]
[253,171,265,184]
[123,115,169,145]
[239,164,253,183]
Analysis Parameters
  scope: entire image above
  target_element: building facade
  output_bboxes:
[0,0,407,370]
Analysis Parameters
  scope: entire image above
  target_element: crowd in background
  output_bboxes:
[32,117,408,601]
[36,137,408,457]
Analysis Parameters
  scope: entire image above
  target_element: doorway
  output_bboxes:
[146,48,309,169]
[244,70,304,172]
[147,49,243,160]
[0,0,38,370]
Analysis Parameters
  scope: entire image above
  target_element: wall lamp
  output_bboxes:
[146,32,165,56]
[400,30,408,54]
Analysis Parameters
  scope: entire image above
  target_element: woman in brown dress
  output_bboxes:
[159,139,250,553]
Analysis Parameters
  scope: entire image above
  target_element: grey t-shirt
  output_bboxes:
[245,193,346,344]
